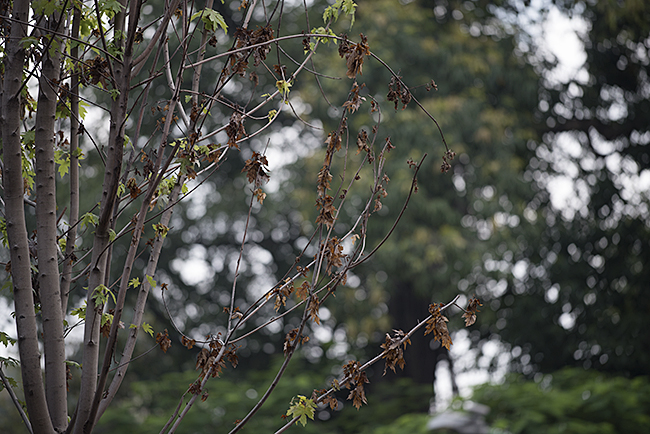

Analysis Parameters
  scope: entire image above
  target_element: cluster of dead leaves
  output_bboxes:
[380,329,411,375]
[241,151,270,204]
[313,388,339,411]
[341,361,369,409]
[316,165,333,197]
[424,303,453,350]
[373,175,389,212]
[195,337,239,380]
[283,327,309,356]
[234,25,274,67]
[387,75,411,110]
[323,237,346,275]
[342,82,366,113]
[307,294,321,325]
[338,34,370,79]
[424,296,481,350]
[81,55,110,87]
[223,25,274,78]
[242,151,269,186]
[271,280,294,311]
[440,149,456,173]
[315,194,337,229]
[156,329,172,353]
[462,296,482,327]
[226,111,246,148]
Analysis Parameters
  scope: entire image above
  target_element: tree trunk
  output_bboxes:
[1,1,55,432]
[34,12,68,431]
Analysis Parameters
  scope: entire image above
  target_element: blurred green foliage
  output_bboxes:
[471,368,650,434]
[94,356,431,434]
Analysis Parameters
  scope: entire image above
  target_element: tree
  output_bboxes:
[484,0,650,377]
[0,1,481,433]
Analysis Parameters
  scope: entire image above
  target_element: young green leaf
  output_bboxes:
[286,395,317,426]
[141,322,154,337]
[190,9,228,34]
[145,275,157,288]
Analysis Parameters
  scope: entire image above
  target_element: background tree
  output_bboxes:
[0,1,481,434]
[485,0,650,377]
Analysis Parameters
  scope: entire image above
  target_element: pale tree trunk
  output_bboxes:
[34,12,68,432]
[73,1,131,432]
[1,1,55,433]
[61,5,82,316]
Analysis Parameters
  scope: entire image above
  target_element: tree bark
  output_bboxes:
[34,12,68,431]
[1,1,55,433]
[74,1,131,432]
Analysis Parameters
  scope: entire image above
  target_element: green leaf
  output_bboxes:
[322,0,357,29]
[92,284,116,305]
[117,182,126,197]
[129,277,141,288]
[20,36,40,49]
[108,229,116,243]
[81,212,99,229]
[141,322,154,337]
[145,275,157,288]
[286,395,317,427]
[71,303,87,320]
[0,218,8,248]
[0,331,17,347]
[153,223,169,238]
[55,149,70,178]
[101,312,113,327]
[190,9,228,34]
[65,360,81,369]
[32,0,58,16]
[276,80,292,97]
[101,0,125,18]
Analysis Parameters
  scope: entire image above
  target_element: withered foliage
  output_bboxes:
[440,149,456,173]
[387,75,412,110]
[324,131,342,166]
[313,389,339,410]
[156,329,172,353]
[181,335,196,350]
[374,175,390,212]
[342,82,366,113]
[223,25,274,79]
[81,55,110,87]
[195,337,239,380]
[315,194,337,228]
[356,129,369,155]
[338,34,370,79]
[462,296,482,327]
[126,177,140,199]
[307,294,321,325]
[380,329,411,375]
[272,280,294,311]
[341,361,369,410]
[242,151,270,187]
[295,281,310,301]
[424,303,452,350]
[233,25,274,67]
[316,166,333,196]
[284,328,299,355]
[226,111,246,148]
[323,237,346,275]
